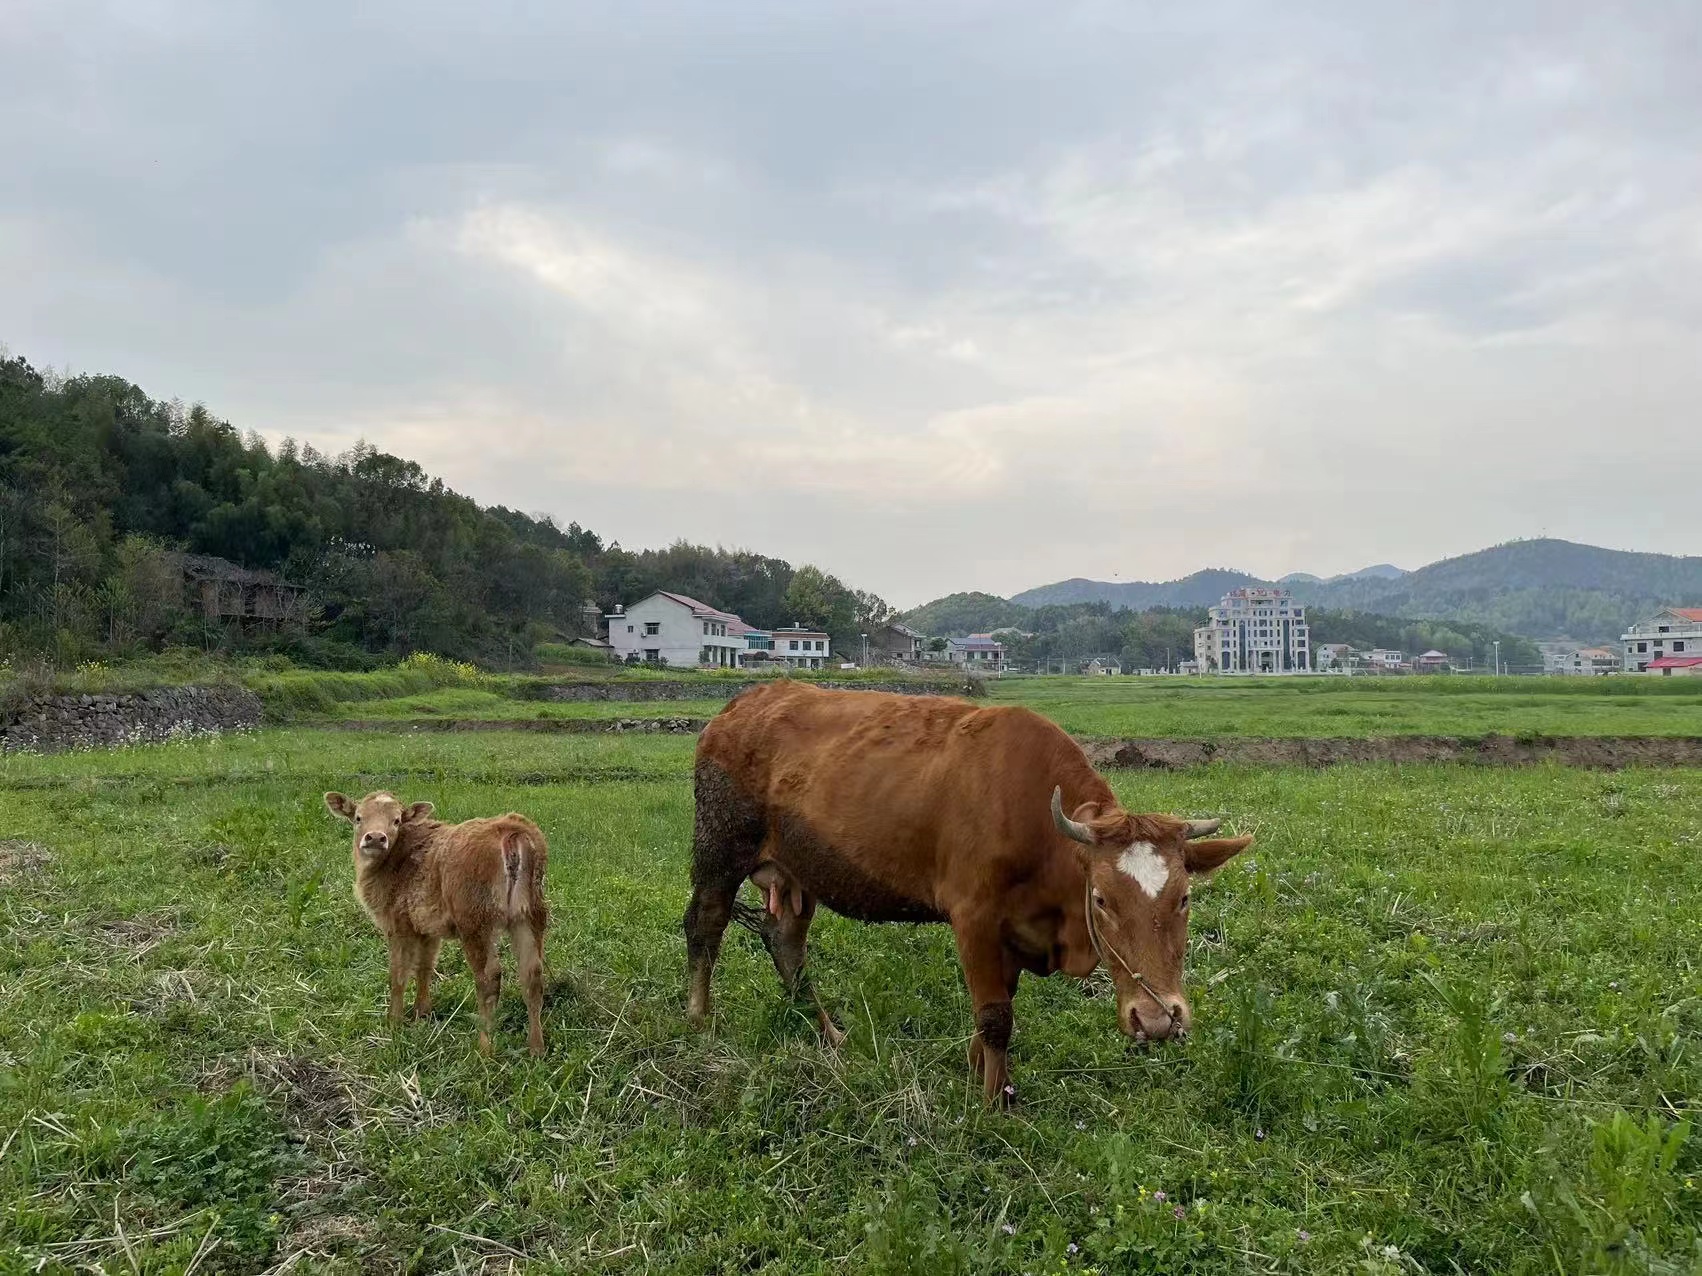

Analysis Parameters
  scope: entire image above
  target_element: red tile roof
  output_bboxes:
[1669,608,1702,623]
[656,590,740,623]
[1647,656,1702,669]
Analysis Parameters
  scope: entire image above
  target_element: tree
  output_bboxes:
[784,565,835,630]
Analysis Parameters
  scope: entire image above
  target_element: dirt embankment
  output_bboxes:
[330,719,1702,770]
[1078,735,1702,771]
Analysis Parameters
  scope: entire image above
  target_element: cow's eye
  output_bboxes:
[1179,891,1191,912]
[1092,892,1107,911]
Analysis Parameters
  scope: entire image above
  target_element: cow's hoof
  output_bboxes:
[820,1018,848,1050]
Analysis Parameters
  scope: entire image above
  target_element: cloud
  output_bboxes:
[2,0,1700,606]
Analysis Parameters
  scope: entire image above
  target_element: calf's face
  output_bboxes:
[1052,788,1252,1042]
[325,790,434,860]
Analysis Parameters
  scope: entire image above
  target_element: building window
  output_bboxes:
[1675,641,1686,652]
[790,640,799,651]
[1638,642,1647,653]
[645,622,661,636]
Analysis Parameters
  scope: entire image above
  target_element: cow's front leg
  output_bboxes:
[385,933,419,1027]
[954,919,1015,1106]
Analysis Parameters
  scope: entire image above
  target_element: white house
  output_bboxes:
[1361,648,1405,672]
[1192,587,1310,674]
[772,624,831,670]
[605,591,745,668]
[1315,643,1353,672]
[1621,607,1702,673]
[1557,646,1620,676]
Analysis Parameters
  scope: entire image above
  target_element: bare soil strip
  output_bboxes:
[329,719,1702,769]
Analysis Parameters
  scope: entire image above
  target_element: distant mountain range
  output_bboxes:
[1277,564,1406,586]
[912,540,1702,643]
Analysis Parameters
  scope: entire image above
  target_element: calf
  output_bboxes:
[325,790,550,1055]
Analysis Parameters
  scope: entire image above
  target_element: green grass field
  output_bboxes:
[293,672,1702,740]
[994,676,1702,739]
[4,728,1699,1273]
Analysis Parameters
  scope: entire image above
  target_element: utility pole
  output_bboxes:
[860,633,868,667]
[1493,640,1501,677]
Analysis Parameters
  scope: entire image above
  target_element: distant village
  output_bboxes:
[576,586,1702,678]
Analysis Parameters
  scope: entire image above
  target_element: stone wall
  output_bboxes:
[1,685,264,754]
[535,678,982,702]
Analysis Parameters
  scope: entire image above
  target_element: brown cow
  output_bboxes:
[683,681,1252,1103]
[325,791,550,1056]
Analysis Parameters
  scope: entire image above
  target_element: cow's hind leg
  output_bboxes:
[753,889,844,1047]
[684,760,764,1027]
[509,920,546,1057]
[461,930,503,1056]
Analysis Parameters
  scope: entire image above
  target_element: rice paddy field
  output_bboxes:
[4,712,1701,1273]
[286,672,1702,740]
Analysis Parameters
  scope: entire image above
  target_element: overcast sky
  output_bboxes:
[4,2,1699,606]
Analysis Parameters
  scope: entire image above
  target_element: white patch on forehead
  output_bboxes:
[1116,841,1171,898]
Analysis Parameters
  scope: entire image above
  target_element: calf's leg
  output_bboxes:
[509,920,547,1056]
[412,937,442,1020]
[386,934,417,1027]
[461,931,503,1055]
[953,917,1016,1106]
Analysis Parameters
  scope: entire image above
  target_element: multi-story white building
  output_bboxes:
[1193,587,1310,674]
[1622,608,1702,673]
[605,591,745,668]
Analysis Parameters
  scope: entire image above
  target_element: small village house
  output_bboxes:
[1360,649,1406,672]
[866,622,927,664]
[947,634,1006,669]
[772,624,831,670]
[1315,643,1353,672]
[605,592,745,668]
[172,553,309,627]
[1081,657,1122,676]
[1647,656,1702,677]
[1621,607,1702,673]
[1563,647,1620,676]
[1412,649,1450,673]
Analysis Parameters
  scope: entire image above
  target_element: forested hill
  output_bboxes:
[1000,539,1702,642]
[0,352,891,664]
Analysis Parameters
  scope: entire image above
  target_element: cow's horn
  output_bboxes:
[1184,818,1223,839]
[1051,787,1096,845]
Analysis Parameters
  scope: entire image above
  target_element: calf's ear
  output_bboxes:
[403,801,435,822]
[1184,834,1254,876]
[324,792,357,822]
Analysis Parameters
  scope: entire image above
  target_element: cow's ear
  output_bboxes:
[325,792,357,822]
[403,801,435,823]
[1184,835,1253,877]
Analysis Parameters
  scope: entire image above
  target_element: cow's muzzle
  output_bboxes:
[359,832,390,855]
[1122,995,1190,1043]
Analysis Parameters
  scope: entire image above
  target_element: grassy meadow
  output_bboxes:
[232,664,1702,740]
[993,675,1702,739]
[3,727,1701,1273]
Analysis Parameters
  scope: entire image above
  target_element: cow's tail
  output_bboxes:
[500,824,541,919]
